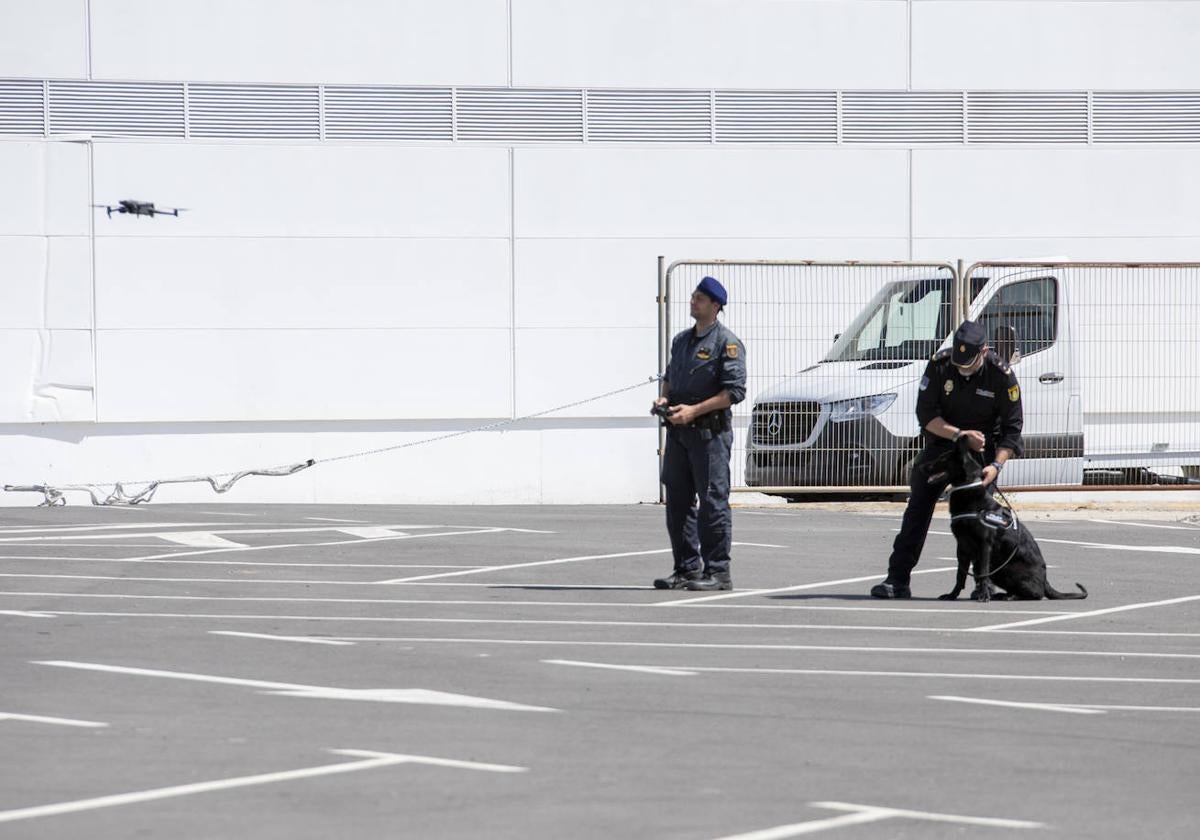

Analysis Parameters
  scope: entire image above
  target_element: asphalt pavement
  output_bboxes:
[1,502,1198,839]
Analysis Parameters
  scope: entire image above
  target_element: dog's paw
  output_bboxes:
[969,585,994,602]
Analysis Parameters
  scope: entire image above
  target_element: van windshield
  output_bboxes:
[825,276,953,362]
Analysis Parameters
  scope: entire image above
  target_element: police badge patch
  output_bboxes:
[726,344,739,359]
[944,379,954,395]
[919,375,929,391]
[1009,385,1020,402]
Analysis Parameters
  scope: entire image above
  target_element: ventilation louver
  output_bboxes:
[457,88,582,142]
[324,86,451,140]
[188,84,319,139]
[715,90,837,143]
[0,79,45,136]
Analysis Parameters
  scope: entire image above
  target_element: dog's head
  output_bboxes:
[923,436,984,486]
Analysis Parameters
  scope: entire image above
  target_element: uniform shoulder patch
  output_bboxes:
[726,343,739,359]
[1008,384,1020,402]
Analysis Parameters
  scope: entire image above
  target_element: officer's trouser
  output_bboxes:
[887,445,994,587]
[661,426,734,575]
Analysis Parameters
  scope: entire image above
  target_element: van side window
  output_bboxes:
[977,277,1057,357]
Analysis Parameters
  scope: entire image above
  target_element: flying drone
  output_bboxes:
[93,199,186,218]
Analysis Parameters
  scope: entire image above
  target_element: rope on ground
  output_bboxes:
[3,375,662,506]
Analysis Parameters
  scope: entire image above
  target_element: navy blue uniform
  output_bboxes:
[886,349,1024,586]
[661,322,747,576]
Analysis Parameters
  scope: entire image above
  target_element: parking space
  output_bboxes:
[1,503,1198,838]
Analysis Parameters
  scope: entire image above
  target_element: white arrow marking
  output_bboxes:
[209,631,355,646]
[712,801,1043,839]
[929,695,1104,715]
[334,527,408,539]
[35,660,557,712]
[0,748,524,825]
[0,711,107,728]
[156,532,248,548]
[543,658,696,676]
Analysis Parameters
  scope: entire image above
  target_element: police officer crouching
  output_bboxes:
[652,276,747,591]
[870,319,1024,599]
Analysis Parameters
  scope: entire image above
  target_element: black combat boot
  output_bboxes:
[685,572,732,591]
[869,581,912,599]
[653,569,702,590]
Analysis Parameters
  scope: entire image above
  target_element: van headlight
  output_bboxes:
[828,393,897,423]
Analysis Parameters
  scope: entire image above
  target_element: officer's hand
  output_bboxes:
[668,404,695,425]
[981,465,999,487]
[651,397,668,415]
[962,430,986,453]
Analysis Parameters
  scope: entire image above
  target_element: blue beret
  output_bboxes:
[696,276,728,306]
[951,320,986,365]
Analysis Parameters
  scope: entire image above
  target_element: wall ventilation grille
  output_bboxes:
[0,79,45,135]
[715,90,837,143]
[48,81,185,137]
[188,84,320,139]
[457,87,582,141]
[324,86,451,140]
[842,91,963,143]
[1093,92,1200,143]
[587,89,711,142]
[967,91,1088,143]
[2,78,1200,145]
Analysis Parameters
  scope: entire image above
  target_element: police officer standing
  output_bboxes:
[870,320,1023,598]
[652,276,747,592]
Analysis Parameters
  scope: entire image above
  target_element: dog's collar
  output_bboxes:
[949,479,986,494]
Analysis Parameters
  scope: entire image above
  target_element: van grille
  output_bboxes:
[752,401,821,446]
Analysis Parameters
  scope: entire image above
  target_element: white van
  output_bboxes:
[745,267,1084,489]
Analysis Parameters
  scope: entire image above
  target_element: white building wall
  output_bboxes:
[2,0,1200,505]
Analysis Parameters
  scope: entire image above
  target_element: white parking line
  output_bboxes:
[527,660,1200,685]
[0,609,55,618]
[670,567,956,605]
[1087,519,1200,531]
[974,594,1200,632]
[0,748,524,825]
[18,609,1200,637]
[0,711,108,728]
[929,695,1104,715]
[543,659,696,676]
[0,556,482,569]
[0,522,233,535]
[209,631,355,646]
[376,548,674,584]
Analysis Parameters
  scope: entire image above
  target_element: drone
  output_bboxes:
[93,199,186,218]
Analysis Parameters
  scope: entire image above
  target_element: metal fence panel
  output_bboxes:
[965,262,1200,487]
[664,261,958,495]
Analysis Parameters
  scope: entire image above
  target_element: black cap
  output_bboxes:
[951,320,986,366]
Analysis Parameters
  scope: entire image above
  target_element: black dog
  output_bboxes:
[927,438,1088,602]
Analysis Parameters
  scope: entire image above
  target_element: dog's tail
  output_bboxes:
[1046,582,1088,600]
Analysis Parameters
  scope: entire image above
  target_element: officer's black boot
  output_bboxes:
[653,569,702,590]
[685,571,732,591]
[869,580,912,599]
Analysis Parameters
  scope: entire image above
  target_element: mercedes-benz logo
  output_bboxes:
[766,411,783,437]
